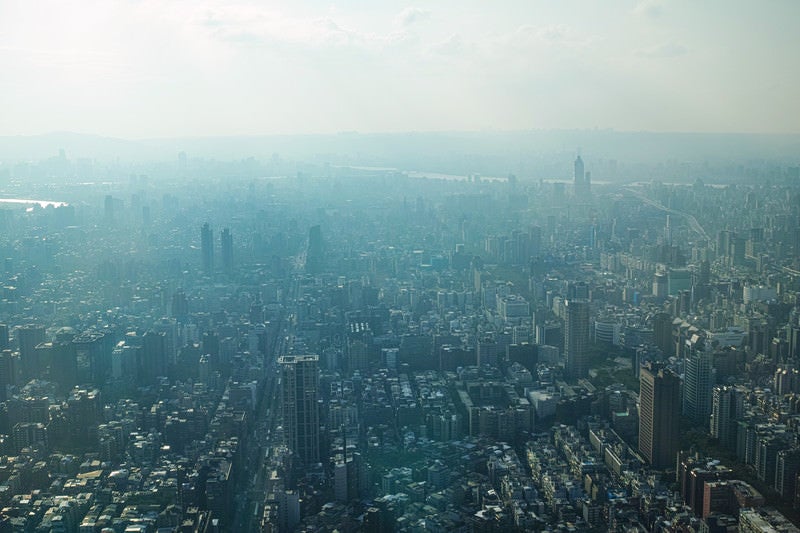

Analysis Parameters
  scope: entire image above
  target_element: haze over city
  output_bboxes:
[1,2,800,533]
[1,0,799,138]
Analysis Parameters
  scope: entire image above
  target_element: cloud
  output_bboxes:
[536,25,568,43]
[396,7,431,28]
[633,0,664,19]
[501,24,593,55]
[637,41,688,58]
[195,5,400,50]
[429,33,465,56]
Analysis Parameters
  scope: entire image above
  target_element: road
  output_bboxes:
[624,186,713,245]
[232,278,298,532]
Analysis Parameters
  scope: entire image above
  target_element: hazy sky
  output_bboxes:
[1,1,798,138]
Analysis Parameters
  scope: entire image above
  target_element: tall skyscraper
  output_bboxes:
[564,299,590,380]
[17,324,46,380]
[306,225,324,274]
[201,222,214,274]
[574,155,584,193]
[682,335,715,425]
[639,362,681,469]
[573,155,591,199]
[280,354,320,465]
[220,227,233,273]
[710,386,744,451]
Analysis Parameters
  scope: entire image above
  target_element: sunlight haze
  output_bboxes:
[1,0,798,137]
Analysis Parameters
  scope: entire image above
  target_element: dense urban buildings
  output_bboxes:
[0,146,797,532]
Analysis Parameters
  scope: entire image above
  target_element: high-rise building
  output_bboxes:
[171,291,189,323]
[567,281,589,300]
[280,354,320,465]
[756,436,784,486]
[564,299,590,380]
[639,362,681,469]
[140,331,166,383]
[0,324,8,351]
[776,449,800,498]
[668,268,692,296]
[0,349,15,401]
[306,225,324,274]
[73,330,110,385]
[683,336,715,425]
[710,386,744,450]
[651,312,674,356]
[50,340,78,392]
[694,259,711,300]
[574,155,584,193]
[573,155,591,199]
[653,270,668,300]
[790,326,800,361]
[220,228,233,273]
[17,324,46,380]
[716,230,732,258]
[201,222,214,274]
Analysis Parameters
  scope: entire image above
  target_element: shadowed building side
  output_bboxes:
[639,362,681,470]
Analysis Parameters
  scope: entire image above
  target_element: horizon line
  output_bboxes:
[2,128,800,143]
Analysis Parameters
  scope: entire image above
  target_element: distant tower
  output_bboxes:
[306,225,324,275]
[564,299,590,380]
[638,362,681,469]
[220,228,233,273]
[574,155,584,193]
[201,223,214,274]
[573,155,591,200]
[280,355,320,465]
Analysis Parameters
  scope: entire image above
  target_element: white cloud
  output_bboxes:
[633,0,664,19]
[396,7,431,28]
[429,33,465,56]
[193,3,407,51]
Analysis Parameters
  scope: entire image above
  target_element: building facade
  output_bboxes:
[280,354,321,465]
[639,362,681,469]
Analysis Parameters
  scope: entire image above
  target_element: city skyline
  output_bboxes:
[0,151,797,530]
[1,1,800,530]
